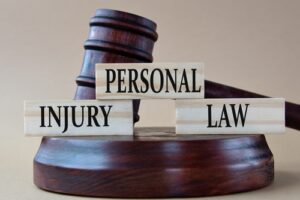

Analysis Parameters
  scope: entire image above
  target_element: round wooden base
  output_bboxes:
[34,127,274,198]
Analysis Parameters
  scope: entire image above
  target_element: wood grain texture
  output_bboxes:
[34,127,274,198]
[96,63,204,99]
[25,100,133,136]
[176,98,285,134]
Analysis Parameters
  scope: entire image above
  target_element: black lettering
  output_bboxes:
[48,106,61,127]
[40,106,46,127]
[231,104,249,127]
[71,106,85,127]
[165,69,177,93]
[100,105,112,126]
[62,106,69,133]
[150,68,164,93]
[117,69,127,93]
[178,69,190,92]
[106,69,116,93]
[140,69,149,93]
[218,105,231,127]
[128,69,139,93]
[87,106,100,127]
[192,68,201,92]
[207,104,218,128]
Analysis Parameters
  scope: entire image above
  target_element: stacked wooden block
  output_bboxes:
[24,63,285,136]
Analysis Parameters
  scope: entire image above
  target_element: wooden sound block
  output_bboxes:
[34,127,274,198]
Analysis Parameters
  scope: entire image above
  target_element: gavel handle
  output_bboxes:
[205,80,300,131]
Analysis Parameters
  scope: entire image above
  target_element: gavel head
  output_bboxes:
[75,9,158,123]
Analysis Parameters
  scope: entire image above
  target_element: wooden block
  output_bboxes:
[176,98,285,134]
[96,63,204,99]
[24,100,133,136]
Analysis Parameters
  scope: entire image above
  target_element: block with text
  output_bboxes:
[96,63,204,99]
[24,100,133,136]
[176,98,285,134]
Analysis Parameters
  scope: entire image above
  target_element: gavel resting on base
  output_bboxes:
[205,80,300,131]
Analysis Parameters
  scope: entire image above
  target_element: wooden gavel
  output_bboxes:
[75,8,299,132]
[205,80,300,131]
